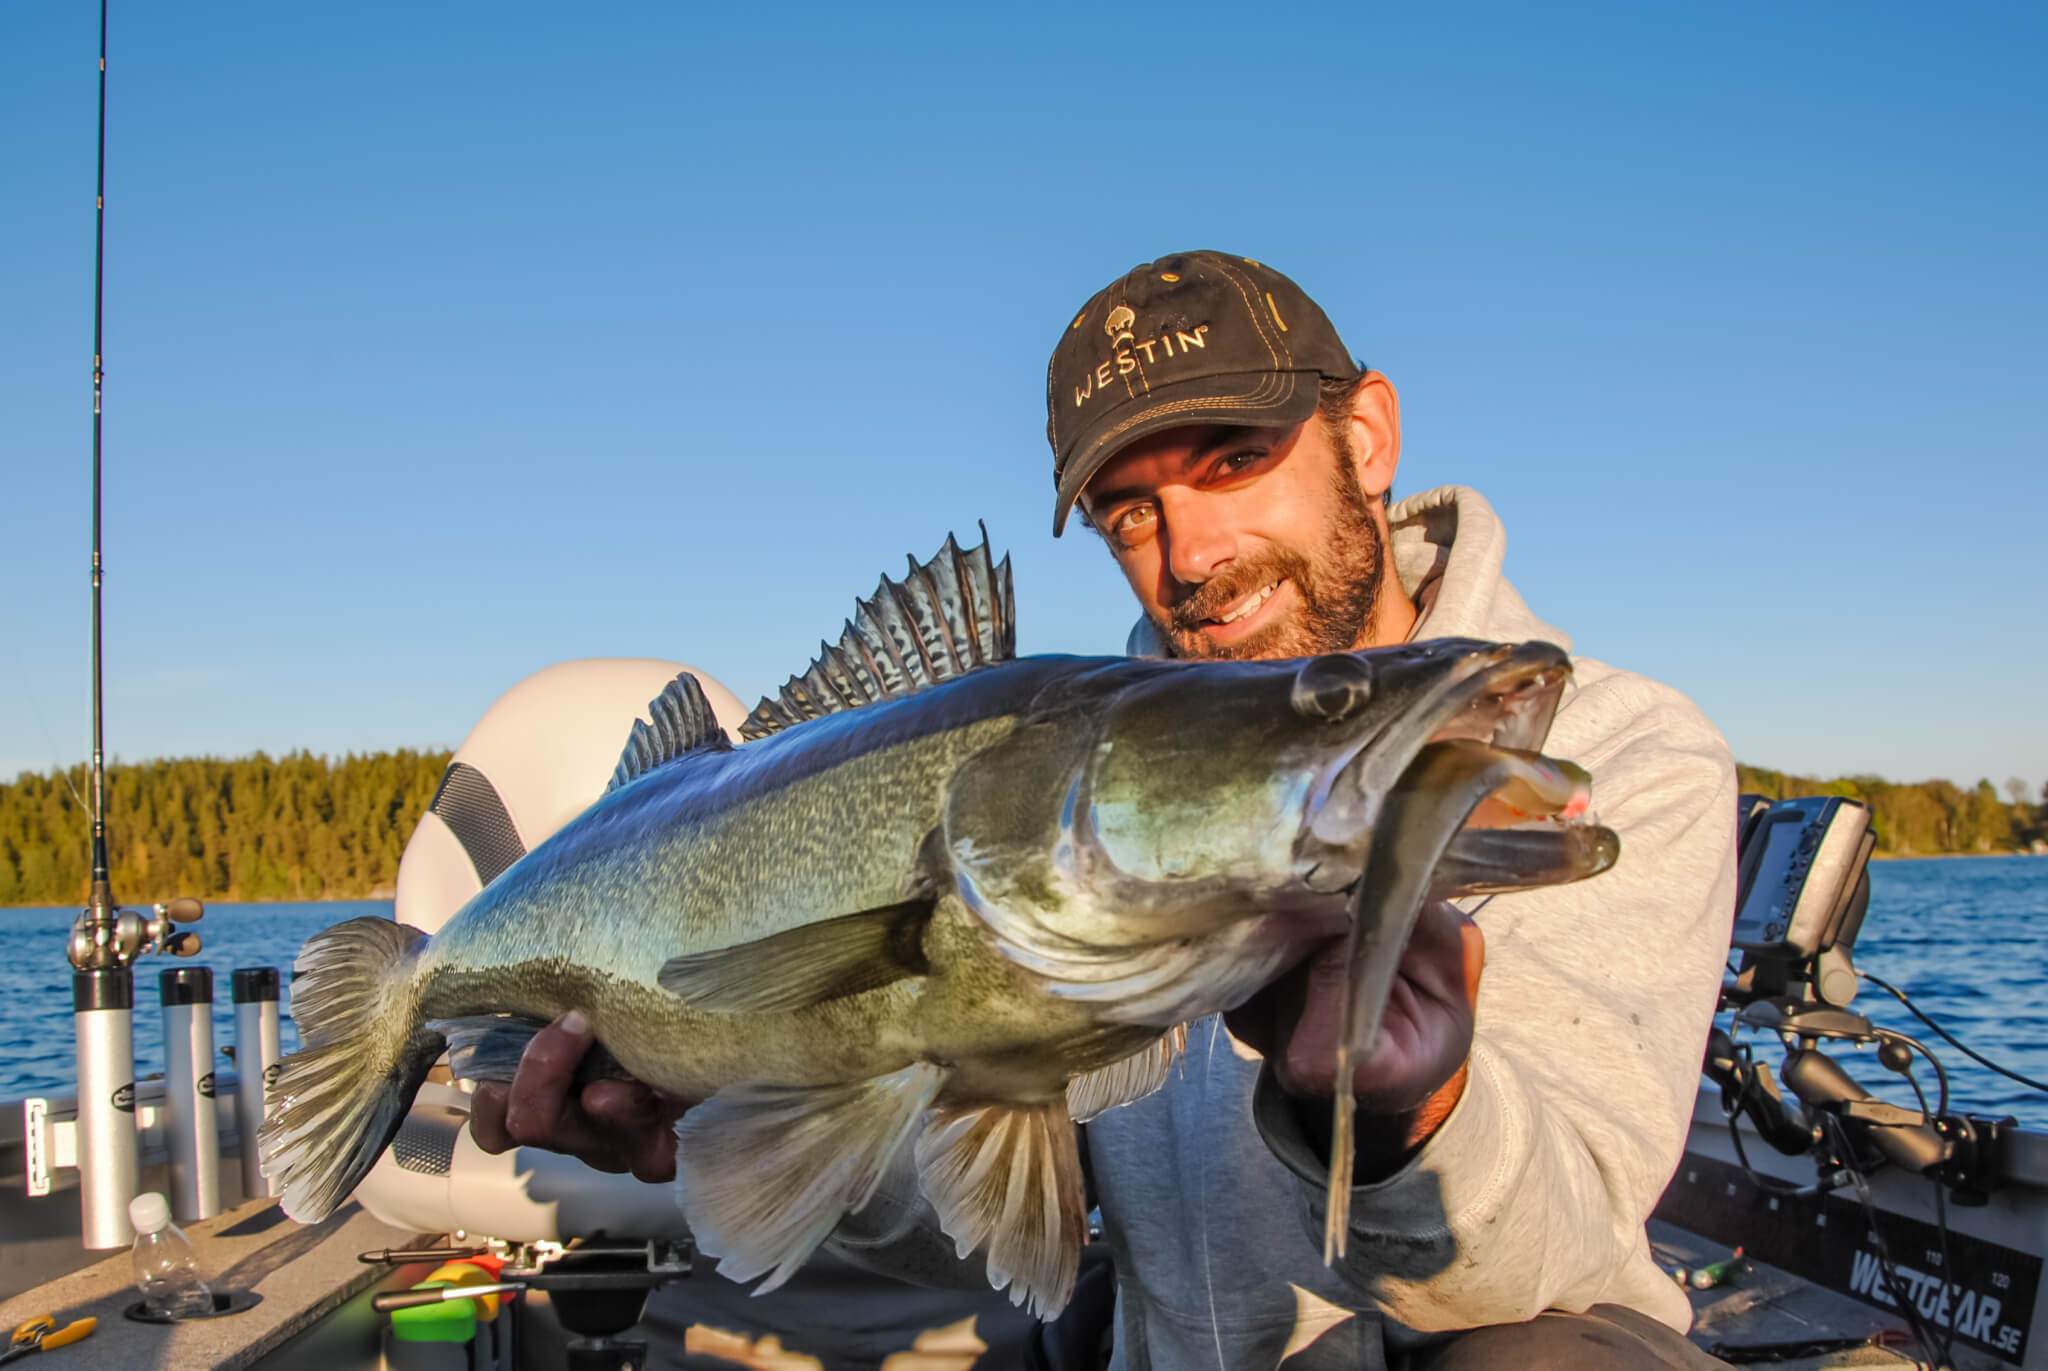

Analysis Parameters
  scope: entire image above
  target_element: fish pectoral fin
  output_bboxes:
[675,1062,945,1294]
[430,1015,629,1087]
[657,897,934,1012]
[1064,1023,1188,1122]
[431,1015,548,1083]
[914,1097,1086,1320]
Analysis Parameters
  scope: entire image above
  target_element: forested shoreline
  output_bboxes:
[0,751,2041,907]
[0,751,450,906]
[1737,765,2044,858]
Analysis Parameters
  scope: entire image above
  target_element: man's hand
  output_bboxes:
[468,1011,694,1184]
[1225,900,1484,1178]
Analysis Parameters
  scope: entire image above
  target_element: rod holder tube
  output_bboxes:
[73,967,139,1249]
[231,967,280,1198]
[160,966,220,1222]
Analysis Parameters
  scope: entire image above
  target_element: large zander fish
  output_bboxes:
[261,532,1618,1317]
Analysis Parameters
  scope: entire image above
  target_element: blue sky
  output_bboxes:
[3,2,2043,796]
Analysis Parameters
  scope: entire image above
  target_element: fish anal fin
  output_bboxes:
[914,1097,1086,1319]
[1064,1024,1188,1122]
[607,671,732,794]
[741,528,1014,740]
[657,897,934,1013]
[675,1062,945,1294]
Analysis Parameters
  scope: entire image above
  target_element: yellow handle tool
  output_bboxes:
[0,1316,97,1363]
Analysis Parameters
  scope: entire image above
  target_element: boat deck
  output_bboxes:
[0,1196,428,1371]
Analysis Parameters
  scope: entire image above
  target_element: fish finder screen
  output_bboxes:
[1736,814,1808,946]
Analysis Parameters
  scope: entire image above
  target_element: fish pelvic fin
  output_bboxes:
[1064,1023,1188,1123]
[656,897,933,1013]
[675,1061,944,1296]
[431,1014,629,1086]
[915,1097,1086,1320]
[740,527,1015,741]
[607,670,734,794]
[259,916,441,1222]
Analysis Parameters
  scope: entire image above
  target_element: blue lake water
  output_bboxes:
[2,858,2044,1127]
[0,900,383,1102]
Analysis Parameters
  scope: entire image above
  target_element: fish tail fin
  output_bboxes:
[259,916,442,1221]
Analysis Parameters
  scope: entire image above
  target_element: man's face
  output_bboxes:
[1078,413,1389,662]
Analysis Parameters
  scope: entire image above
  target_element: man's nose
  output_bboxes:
[1159,492,1238,586]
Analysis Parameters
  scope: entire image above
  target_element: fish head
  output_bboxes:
[1078,638,1601,896]
[939,639,1617,1030]
[945,640,1612,943]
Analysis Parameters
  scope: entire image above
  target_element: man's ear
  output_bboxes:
[1347,372,1401,500]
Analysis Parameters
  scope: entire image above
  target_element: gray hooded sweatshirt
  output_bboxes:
[1084,484,1738,1370]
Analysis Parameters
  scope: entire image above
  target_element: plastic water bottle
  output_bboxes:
[128,1191,215,1319]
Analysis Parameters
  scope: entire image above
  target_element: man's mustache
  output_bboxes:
[1167,551,1310,633]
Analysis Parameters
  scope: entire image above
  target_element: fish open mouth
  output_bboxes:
[1419,647,1618,895]
[1304,640,1617,897]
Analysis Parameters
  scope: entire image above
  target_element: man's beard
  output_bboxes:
[1153,441,1385,662]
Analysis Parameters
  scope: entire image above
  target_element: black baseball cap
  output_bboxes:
[1046,251,1358,535]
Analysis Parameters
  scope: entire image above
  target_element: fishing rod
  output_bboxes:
[57,0,219,1249]
[88,0,109,926]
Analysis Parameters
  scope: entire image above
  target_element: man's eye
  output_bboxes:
[1112,505,1156,545]
[1218,449,1267,476]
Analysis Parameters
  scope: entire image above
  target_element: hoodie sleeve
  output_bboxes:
[1253,665,1737,1332]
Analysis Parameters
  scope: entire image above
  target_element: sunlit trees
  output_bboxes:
[1736,765,2037,857]
[0,751,450,906]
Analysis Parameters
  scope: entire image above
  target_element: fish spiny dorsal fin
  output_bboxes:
[606,670,733,793]
[740,526,1014,741]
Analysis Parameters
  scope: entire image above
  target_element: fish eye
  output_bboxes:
[1290,654,1374,722]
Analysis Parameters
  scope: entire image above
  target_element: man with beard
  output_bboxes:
[1047,252,1739,1369]
[462,251,1739,1369]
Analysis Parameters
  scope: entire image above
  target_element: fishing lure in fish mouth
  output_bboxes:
[259,528,1618,1318]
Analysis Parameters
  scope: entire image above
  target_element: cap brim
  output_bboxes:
[1051,369,1322,535]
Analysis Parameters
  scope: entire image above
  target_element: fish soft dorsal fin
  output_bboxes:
[740,528,1015,741]
[606,671,732,794]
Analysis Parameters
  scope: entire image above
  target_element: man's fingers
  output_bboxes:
[501,1012,593,1145]
[470,1082,513,1155]
[580,1078,658,1131]
[1223,899,1480,1069]
[583,1079,692,1183]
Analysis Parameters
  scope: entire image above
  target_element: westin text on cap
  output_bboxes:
[1046,251,1356,535]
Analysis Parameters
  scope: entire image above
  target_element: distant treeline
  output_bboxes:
[1,751,2041,907]
[1737,765,2045,857]
[0,751,451,906]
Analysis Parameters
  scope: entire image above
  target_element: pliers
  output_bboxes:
[0,1316,96,1364]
